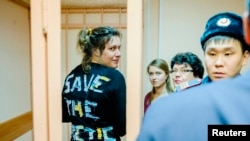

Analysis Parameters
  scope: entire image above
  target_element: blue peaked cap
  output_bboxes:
[200,12,248,51]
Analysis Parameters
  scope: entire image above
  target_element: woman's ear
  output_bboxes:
[92,48,100,57]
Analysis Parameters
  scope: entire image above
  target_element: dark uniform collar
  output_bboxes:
[202,73,241,85]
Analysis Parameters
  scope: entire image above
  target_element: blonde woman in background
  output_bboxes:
[144,58,174,113]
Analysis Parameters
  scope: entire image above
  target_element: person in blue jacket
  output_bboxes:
[200,11,249,84]
[136,10,250,141]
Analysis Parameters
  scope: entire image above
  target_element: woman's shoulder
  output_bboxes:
[93,63,122,73]
[103,66,125,78]
[144,92,151,99]
[90,63,126,83]
[175,78,202,92]
[144,92,152,104]
[67,64,82,75]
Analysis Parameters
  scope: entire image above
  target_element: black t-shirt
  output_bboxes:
[62,63,126,140]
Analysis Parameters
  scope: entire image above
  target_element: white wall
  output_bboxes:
[162,0,246,69]
[0,0,32,140]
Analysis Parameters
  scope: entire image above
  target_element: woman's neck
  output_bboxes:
[153,83,167,95]
[150,83,168,102]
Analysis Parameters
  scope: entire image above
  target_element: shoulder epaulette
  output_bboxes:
[175,79,202,92]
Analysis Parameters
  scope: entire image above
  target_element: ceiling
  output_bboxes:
[12,0,127,8]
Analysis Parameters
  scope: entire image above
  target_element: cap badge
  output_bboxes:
[216,17,231,27]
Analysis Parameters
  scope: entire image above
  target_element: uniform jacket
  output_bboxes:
[137,71,250,141]
[175,78,202,92]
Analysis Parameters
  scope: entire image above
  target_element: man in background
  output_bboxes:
[136,2,250,141]
[200,11,249,84]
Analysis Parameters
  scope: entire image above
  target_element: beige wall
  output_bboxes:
[0,0,32,140]
[162,0,246,68]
